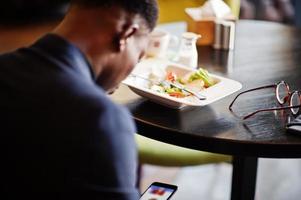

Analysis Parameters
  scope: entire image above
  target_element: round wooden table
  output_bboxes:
[112,20,301,200]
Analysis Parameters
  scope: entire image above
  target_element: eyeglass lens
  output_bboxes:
[276,81,289,104]
[290,91,301,115]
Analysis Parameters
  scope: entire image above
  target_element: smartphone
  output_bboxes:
[140,182,178,200]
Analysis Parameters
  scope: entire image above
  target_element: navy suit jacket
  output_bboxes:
[0,34,139,199]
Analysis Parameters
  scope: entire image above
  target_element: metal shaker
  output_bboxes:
[213,20,235,50]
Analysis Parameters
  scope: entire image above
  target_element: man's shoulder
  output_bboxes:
[68,87,134,129]
[79,89,130,118]
[65,83,121,112]
[0,50,21,66]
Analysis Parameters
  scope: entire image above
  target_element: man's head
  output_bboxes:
[54,0,158,91]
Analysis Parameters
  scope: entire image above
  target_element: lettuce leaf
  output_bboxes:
[188,68,214,87]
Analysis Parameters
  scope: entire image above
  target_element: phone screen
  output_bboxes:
[140,182,177,200]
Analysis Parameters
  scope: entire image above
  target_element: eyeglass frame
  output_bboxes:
[229,81,301,120]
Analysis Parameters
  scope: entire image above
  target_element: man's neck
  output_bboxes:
[52,23,106,77]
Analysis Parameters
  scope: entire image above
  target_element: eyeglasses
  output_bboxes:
[229,81,301,120]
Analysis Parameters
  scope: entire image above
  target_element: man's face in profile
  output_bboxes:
[96,23,150,93]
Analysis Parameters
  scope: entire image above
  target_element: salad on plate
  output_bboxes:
[149,68,216,99]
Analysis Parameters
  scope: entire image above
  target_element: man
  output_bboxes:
[0,0,158,199]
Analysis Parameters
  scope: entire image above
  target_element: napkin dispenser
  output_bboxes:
[185,0,236,46]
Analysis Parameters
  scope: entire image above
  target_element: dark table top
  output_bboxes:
[112,20,301,158]
[1,19,301,158]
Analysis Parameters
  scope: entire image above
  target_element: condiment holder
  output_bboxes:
[185,0,236,46]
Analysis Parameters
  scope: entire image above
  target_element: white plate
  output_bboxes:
[122,58,242,109]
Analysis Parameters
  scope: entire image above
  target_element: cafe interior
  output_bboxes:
[0,0,301,199]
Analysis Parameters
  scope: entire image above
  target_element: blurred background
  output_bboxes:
[0,0,300,26]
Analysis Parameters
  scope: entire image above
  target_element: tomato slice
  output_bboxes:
[169,92,185,98]
[166,72,177,82]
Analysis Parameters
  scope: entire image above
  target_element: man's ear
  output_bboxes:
[116,24,139,52]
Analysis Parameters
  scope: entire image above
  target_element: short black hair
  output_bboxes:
[72,0,158,30]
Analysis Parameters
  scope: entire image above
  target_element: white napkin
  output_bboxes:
[201,0,232,18]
